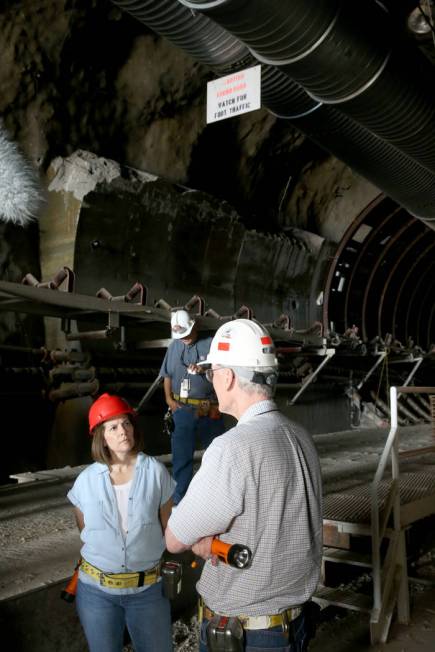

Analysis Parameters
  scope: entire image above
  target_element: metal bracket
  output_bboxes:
[108,311,120,330]
[154,298,172,311]
[96,282,147,305]
[204,308,221,319]
[273,314,292,331]
[234,305,253,319]
[184,294,205,315]
[136,375,164,413]
[22,267,75,292]
[357,351,387,390]
[398,357,424,392]
[288,349,335,405]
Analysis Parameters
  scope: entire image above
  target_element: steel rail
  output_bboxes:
[370,386,435,614]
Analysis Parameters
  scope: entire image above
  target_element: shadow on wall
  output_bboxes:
[42,386,349,472]
[0,579,87,652]
[46,397,93,470]
[275,386,351,435]
[0,392,54,485]
[46,393,175,470]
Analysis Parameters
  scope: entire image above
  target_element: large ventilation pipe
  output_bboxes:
[291,106,435,227]
[267,81,435,227]
[110,0,249,73]
[111,0,435,228]
[180,0,435,178]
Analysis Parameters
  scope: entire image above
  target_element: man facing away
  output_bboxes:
[165,319,323,651]
[159,309,225,505]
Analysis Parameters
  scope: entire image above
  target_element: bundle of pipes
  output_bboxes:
[112,0,435,227]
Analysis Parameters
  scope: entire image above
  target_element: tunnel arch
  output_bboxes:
[323,194,435,350]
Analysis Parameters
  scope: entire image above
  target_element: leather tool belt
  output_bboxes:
[173,394,218,406]
[202,604,302,631]
[172,394,220,418]
[80,560,160,589]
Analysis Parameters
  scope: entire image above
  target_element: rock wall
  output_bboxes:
[1,0,375,234]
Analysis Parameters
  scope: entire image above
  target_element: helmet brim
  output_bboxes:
[171,322,194,339]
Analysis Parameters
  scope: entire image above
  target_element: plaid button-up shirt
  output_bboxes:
[168,400,323,616]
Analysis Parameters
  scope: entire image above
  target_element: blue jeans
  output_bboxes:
[172,405,224,504]
[76,579,172,652]
[199,611,309,652]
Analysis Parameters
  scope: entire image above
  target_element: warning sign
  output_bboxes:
[206,65,261,124]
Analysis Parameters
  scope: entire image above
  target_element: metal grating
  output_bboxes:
[324,471,435,524]
[313,586,372,613]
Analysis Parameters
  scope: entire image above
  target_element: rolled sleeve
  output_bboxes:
[159,463,176,504]
[67,476,83,511]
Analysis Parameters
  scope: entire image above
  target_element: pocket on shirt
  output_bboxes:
[139,503,157,526]
[82,501,106,531]
[137,489,160,526]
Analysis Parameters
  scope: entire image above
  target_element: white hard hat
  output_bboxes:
[171,310,195,339]
[199,319,278,368]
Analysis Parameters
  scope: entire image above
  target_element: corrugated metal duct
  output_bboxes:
[111,0,435,227]
[180,0,435,176]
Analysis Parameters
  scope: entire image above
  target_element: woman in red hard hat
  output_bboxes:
[67,393,175,652]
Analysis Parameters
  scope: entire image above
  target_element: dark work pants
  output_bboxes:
[199,611,309,652]
[171,405,224,504]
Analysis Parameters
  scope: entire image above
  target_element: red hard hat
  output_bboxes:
[88,393,136,434]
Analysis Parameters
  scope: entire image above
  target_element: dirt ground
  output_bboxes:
[311,585,435,652]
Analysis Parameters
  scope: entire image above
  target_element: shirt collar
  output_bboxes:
[238,399,278,424]
[94,452,146,474]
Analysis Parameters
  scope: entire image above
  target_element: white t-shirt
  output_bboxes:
[113,479,132,537]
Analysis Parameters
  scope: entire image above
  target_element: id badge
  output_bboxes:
[180,378,190,399]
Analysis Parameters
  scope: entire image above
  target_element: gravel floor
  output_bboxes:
[122,615,199,652]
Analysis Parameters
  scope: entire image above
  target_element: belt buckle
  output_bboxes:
[99,572,105,587]
[240,614,268,630]
[255,616,268,629]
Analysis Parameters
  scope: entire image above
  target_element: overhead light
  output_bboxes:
[407,5,432,35]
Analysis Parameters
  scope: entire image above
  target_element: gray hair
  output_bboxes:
[232,366,278,399]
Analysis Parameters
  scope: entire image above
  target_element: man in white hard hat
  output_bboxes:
[165,319,322,651]
[159,309,225,504]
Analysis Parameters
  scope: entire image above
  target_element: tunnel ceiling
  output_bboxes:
[0,1,435,356]
[324,196,435,351]
[115,0,435,353]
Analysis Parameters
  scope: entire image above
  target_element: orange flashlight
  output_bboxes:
[210,539,252,568]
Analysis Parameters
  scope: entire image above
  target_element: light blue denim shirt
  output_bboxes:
[67,452,175,594]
